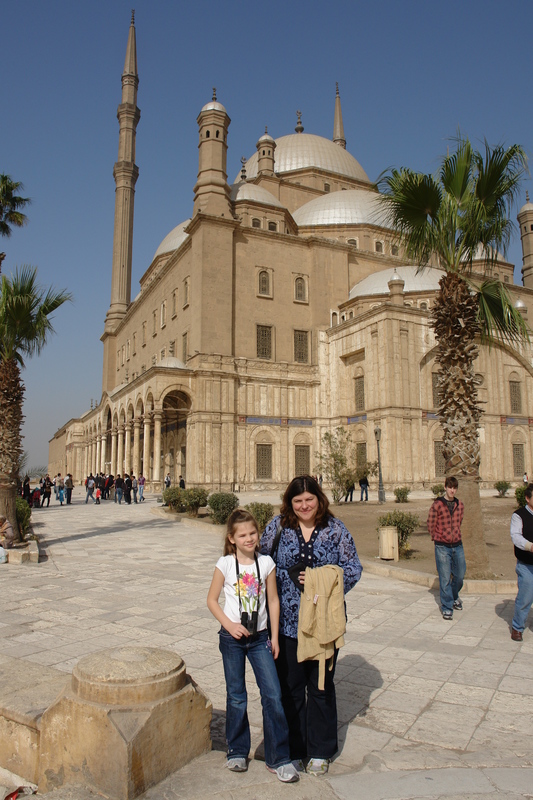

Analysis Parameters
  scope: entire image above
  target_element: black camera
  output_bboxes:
[240,610,258,634]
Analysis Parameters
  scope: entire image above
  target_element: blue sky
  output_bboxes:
[3,0,533,469]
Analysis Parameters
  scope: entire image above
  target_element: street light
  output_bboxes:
[374,424,386,503]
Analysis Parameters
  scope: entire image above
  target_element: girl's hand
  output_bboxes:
[226,621,250,639]
[270,637,280,659]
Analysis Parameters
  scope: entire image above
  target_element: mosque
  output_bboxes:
[48,14,533,491]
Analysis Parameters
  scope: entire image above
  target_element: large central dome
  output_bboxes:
[237,134,370,183]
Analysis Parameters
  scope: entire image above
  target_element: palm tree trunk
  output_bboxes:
[433,273,491,577]
[0,357,24,539]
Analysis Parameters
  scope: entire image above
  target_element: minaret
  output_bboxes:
[518,192,533,289]
[333,82,346,149]
[193,89,232,217]
[256,127,276,176]
[104,11,140,332]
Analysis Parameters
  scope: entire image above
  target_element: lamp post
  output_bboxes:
[374,424,386,503]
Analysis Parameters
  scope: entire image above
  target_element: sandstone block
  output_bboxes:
[7,548,29,564]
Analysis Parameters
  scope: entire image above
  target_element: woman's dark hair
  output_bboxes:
[280,475,333,530]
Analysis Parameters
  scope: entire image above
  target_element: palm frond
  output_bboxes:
[475,279,530,347]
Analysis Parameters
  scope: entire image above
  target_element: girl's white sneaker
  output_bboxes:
[227,757,247,772]
[267,763,300,782]
[307,758,329,776]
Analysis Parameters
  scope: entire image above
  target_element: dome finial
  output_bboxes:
[131,9,135,24]
[212,87,217,101]
[333,82,346,149]
[240,156,247,181]
[527,191,530,203]
[295,110,304,134]
[336,81,339,97]
[265,126,268,134]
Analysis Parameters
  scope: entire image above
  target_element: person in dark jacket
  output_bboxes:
[510,482,533,641]
[427,476,465,621]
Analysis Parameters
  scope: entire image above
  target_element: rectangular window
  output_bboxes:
[256,444,272,479]
[132,333,136,355]
[126,339,130,360]
[183,278,189,307]
[257,325,272,359]
[294,330,309,363]
[142,321,146,345]
[513,443,525,477]
[172,290,177,317]
[356,442,367,467]
[295,445,310,476]
[121,345,125,366]
[160,301,167,328]
[510,381,522,414]
[434,441,446,477]
[182,332,188,363]
[354,376,365,412]
[432,373,441,409]
[117,350,120,371]
[152,310,157,336]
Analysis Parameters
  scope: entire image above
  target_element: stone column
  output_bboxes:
[143,415,151,480]
[95,436,101,477]
[153,411,162,484]
[111,428,118,476]
[132,418,141,476]
[100,434,107,474]
[124,422,132,474]
[117,426,124,476]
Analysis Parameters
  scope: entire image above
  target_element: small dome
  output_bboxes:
[519,200,533,215]
[237,133,370,183]
[349,266,444,300]
[152,219,191,259]
[257,130,275,145]
[230,182,284,208]
[388,269,404,283]
[293,188,381,227]
[200,100,227,114]
[515,297,527,310]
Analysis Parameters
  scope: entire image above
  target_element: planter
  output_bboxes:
[378,526,399,561]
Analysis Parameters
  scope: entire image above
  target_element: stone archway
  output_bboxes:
[162,391,191,484]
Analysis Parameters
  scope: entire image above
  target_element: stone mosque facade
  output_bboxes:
[49,16,533,491]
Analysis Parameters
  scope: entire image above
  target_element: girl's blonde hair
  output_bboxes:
[224,508,260,556]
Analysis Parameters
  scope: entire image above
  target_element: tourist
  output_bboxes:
[427,476,465,620]
[260,475,362,775]
[344,480,355,503]
[124,474,132,504]
[524,472,529,486]
[41,475,52,507]
[132,475,138,503]
[510,482,533,641]
[85,474,96,504]
[207,508,299,783]
[0,516,15,549]
[57,473,65,505]
[164,473,171,489]
[138,474,145,502]
[359,475,369,502]
[179,475,185,489]
[114,474,124,504]
[65,473,73,505]
[22,476,31,505]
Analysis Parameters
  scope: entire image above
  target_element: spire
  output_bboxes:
[123,11,138,82]
[295,110,304,134]
[333,82,346,149]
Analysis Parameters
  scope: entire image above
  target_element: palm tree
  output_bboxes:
[379,137,528,577]
[0,267,71,536]
[0,174,30,272]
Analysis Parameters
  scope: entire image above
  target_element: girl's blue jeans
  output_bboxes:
[218,628,291,768]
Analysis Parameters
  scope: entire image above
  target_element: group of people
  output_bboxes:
[20,474,75,508]
[85,473,146,504]
[343,475,369,502]
[207,474,362,782]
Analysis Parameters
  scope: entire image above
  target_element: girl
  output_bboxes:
[207,509,299,783]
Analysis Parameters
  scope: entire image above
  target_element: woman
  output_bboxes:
[260,475,362,775]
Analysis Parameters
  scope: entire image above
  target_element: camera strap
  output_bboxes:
[235,553,261,615]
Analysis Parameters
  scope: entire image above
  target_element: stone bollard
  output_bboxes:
[37,647,212,799]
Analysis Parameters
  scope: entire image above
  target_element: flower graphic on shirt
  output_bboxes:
[234,571,261,613]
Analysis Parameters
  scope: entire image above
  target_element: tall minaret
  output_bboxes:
[104,11,140,332]
[193,89,232,217]
[518,192,533,289]
[333,82,346,149]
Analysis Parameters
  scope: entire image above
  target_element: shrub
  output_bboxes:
[244,502,275,532]
[394,486,411,503]
[494,481,511,497]
[431,484,445,498]
[515,486,527,508]
[16,497,31,538]
[183,487,209,517]
[208,492,240,524]
[162,487,186,512]
[377,510,420,554]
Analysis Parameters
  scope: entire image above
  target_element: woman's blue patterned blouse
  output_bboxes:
[260,514,362,639]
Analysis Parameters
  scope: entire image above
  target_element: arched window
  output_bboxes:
[332,312,338,326]
[391,244,399,256]
[183,278,189,307]
[375,241,383,253]
[206,130,210,138]
[258,270,270,296]
[510,377,522,414]
[268,221,277,232]
[347,238,358,248]
[354,376,365,412]
[294,277,306,302]
[252,218,261,229]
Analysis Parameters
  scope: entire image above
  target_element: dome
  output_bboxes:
[236,133,370,183]
[349,266,444,300]
[292,188,381,227]
[200,100,227,114]
[152,219,191,259]
[230,182,284,208]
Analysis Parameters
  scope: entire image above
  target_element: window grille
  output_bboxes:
[252,218,261,228]
[510,381,522,414]
[513,443,525,477]
[258,270,270,295]
[432,373,441,409]
[294,330,309,363]
[347,238,358,248]
[324,183,330,193]
[182,332,188,363]
[257,325,272,359]
[356,442,367,466]
[294,277,306,302]
[268,221,277,231]
[295,445,310,476]
[434,441,446,477]
[354,376,365,412]
[256,444,272,479]
[375,241,383,253]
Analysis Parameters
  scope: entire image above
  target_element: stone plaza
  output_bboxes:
[1,490,533,799]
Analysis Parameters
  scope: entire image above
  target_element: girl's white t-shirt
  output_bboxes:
[216,554,275,631]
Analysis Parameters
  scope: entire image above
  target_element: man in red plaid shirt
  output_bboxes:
[427,476,465,620]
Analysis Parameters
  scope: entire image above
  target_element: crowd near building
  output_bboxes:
[49,14,533,492]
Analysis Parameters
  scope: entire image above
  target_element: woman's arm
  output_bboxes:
[265,569,280,659]
[207,567,249,639]
[335,520,363,593]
